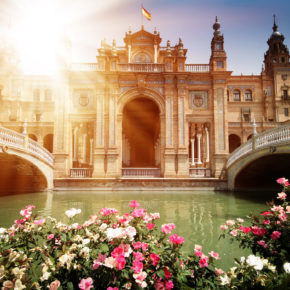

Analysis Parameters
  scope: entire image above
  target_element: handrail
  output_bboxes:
[0,126,54,167]
[227,123,290,167]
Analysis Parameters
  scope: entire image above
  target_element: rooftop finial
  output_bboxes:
[273,14,278,32]
[213,16,221,36]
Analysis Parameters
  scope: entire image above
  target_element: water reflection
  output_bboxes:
[0,190,270,270]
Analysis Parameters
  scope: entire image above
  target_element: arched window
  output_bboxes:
[229,134,241,153]
[245,90,252,101]
[233,90,241,101]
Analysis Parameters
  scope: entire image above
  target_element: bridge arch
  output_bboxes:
[0,127,54,192]
[227,123,290,191]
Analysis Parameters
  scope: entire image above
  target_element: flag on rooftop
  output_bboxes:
[142,6,151,21]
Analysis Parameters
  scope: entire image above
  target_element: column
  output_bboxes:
[89,138,94,166]
[128,44,131,63]
[205,127,210,163]
[154,44,157,64]
[82,134,87,164]
[197,134,202,164]
[191,138,195,166]
[166,98,172,146]
[73,128,78,161]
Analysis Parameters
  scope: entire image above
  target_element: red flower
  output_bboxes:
[270,231,281,240]
[163,267,172,279]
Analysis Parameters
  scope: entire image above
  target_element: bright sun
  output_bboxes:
[11,0,64,75]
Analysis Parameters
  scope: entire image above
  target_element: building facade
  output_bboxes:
[0,18,289,180]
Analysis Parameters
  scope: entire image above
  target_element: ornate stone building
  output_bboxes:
[0,18,289,181]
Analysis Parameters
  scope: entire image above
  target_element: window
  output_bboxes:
[217,61,224,68]
[33,89,40,101]
[215,43,222,50]
[167,62,171,71]
[242,108,251,122]
[227,90,229,102]
[283,90,288,100]
[245,90,252,101]
[179,62,184,71]
[233,90,241,101]
[284,108,289,117]
[44,89,52,101]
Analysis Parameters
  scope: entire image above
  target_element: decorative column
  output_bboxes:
[89,138,94,166]
[205,127,210,163]
[191,137,195,166]
[197,134,202,164]
[128,44,131,63]
[154,43,158,63]
[82,134,87,164]
[73,127,78,161]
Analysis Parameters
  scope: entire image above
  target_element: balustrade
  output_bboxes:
[70,168,93,178]
[0,126,54,167]
[122,168,161,177]
[118,63,165,72]
[185,64,210,72]
[189,168,211,177]
[227,123,290,167]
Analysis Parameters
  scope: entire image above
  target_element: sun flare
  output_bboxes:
[11,0,64,75]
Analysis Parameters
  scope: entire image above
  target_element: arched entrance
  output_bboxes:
[122,98,160,167]
[228,134,241,153]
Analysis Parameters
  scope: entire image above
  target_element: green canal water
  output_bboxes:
[0,189,276,270]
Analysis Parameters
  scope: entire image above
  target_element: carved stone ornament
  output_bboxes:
[79,93,90,107]
[190,91,208,109]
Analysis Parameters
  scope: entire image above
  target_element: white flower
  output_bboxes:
[246,255,263,271]
[82,238,90,245]
[284,262,290,273]
[124,226,137,241]
[106,227,124,240]
[220,275,230,285]
[240,256,245,264]
[100,223,108,231]
[65,208,81,218]
[0,228,6,234]
[12,267,26,279]
[79,247,90,259]
[14,279,26,290]
[58,253,76,269]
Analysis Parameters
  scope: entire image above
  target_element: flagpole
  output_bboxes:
[141,3,143,29]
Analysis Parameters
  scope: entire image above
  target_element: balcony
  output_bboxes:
[122,168,161,177]
[185,64,210,72]
[118,63,165,73]
[70,168,93,178]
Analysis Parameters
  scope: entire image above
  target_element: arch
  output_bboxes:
[43,134,54,153]
[228,134,241,153]
[132,51,152,63]
[117,87,165,116]
[233,90,241,101]
[247,134,253,140]
[245,89,252,101]
[0,153,48,193]
[28,133,38,141]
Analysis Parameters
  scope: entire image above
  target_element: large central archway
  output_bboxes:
[122,97,160,167]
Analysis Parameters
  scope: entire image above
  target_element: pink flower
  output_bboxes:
[20,208,32,218]
[132,242,148,251]
[78,277,93,290]
[261,211,274,216]
[163,267,172,279]
[100,208,118,216]
[150,213,160,219]
[48,234,55,240]
[14,219,26,225]
[161,223,176,234]
[131,208,146,218]
[49,280,61,290]
[276,177,288,185]
[286,206,290,213]
[215,268,225,276]
[220,225,228,230]
[270,231,281,240]
[194,249,203,257]
[208,251,220,260]
[279,211,287,222]
[226,219,235,226]
[111,246,125,258]
[150,253,160,266]
[131,259,143,273]
[285,181,290,186]
[107,287,118,290]
[199,257,209,268]
[165,280,174,289]
[169,234,184,245]
[277,192,287,200]
[33,218,45,225]
[129,200,140,208]
[230,230,238,237]
[194,244,202,251]
[146,223,155,230]
[133,251,145,261]
[263,220,270,225]
[252,227,267,236]
[257,240,268,248]
[116,256,126,270]
[93,254,107,270]
[26,205,35,211]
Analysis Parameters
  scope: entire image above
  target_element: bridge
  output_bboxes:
[227,123,290,191]
[0,126,54,193]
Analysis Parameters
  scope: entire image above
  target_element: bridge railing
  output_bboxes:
[227,123,290,167]
[0,126,54,167]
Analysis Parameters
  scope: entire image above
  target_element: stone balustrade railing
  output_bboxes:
[0,126,54,167]
[227,123,290,167]
[185,64,210,72]
[118,63,165,73]
[122,168,161,177]
[70,168,93,178]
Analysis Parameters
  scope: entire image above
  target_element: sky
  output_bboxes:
[0,0,290,75]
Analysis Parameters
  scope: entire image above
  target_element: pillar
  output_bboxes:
[191,138,195,166]
[197,134,202,164]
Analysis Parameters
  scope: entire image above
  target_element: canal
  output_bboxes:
[0,189,275,270]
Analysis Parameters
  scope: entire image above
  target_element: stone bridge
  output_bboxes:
[227,123,290,191]
[0,126,54,192]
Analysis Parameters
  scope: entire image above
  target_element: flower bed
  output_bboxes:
[0,179,289,289]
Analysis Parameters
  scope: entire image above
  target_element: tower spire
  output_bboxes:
[273,14,278,32]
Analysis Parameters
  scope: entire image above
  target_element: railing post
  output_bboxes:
[24,135,29,150]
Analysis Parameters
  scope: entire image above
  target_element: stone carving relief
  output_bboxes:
[189,91,208,109]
